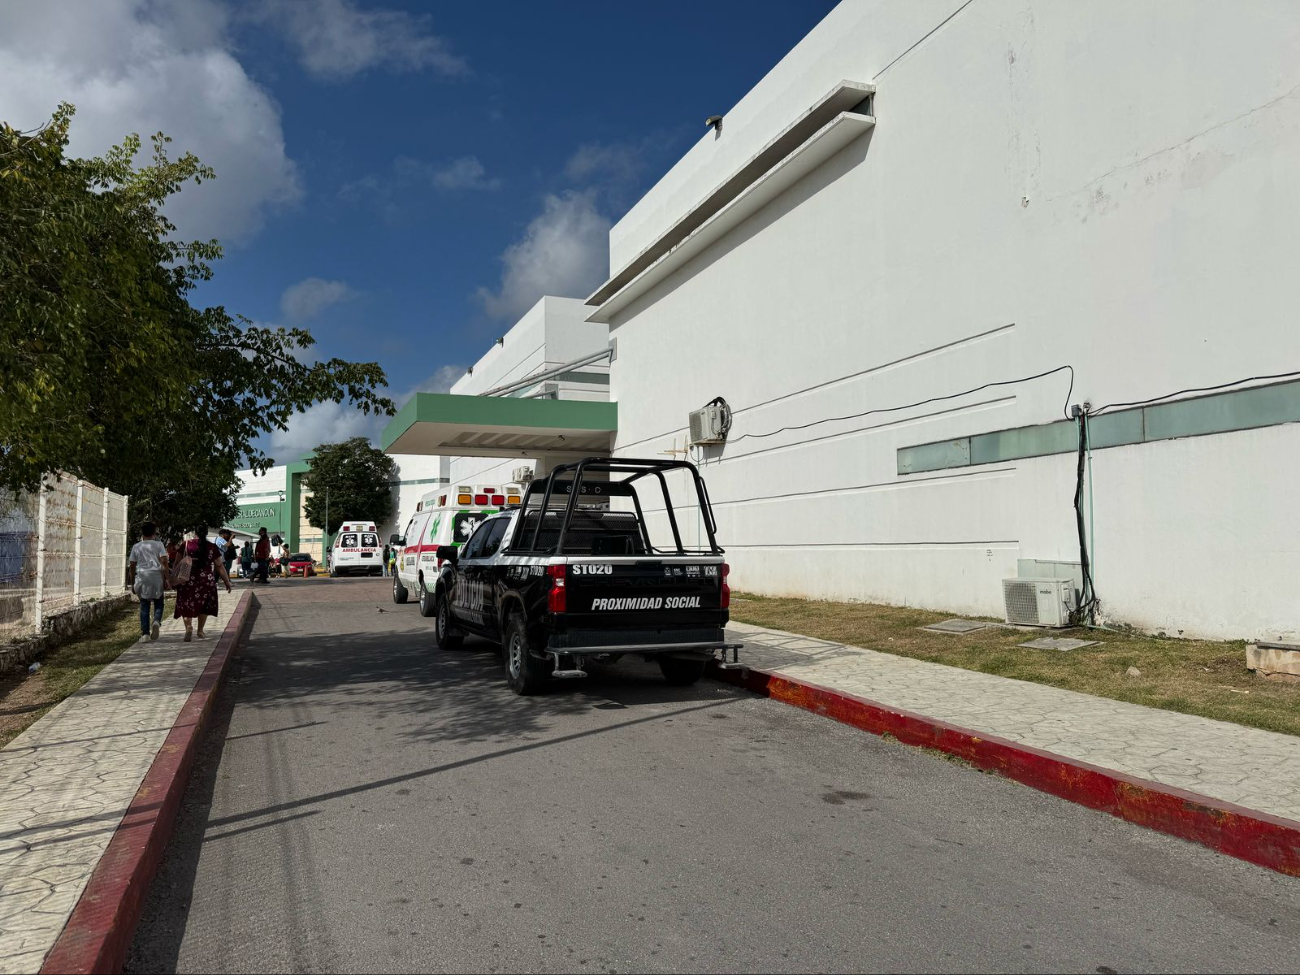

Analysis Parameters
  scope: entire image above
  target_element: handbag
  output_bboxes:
[169,554,193,587]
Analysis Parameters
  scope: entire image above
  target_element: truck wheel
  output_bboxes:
[392,573,408,604]
[659,657,707,686]
[417,578,436,618]
[504,613,549,695]
[435,592,463,650]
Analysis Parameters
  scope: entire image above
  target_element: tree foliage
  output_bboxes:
[301,437,397,536]
[0,105,393,536]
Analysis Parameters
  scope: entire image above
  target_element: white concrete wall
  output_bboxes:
[604,0,1300,640]
[235,465,286,502]
[385,454,449,541]
[448,296,610,487]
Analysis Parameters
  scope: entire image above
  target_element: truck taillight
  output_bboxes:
[474,494,489,505]
[721,562,731,609]
[490,494,505,505]
[547,563,567,612]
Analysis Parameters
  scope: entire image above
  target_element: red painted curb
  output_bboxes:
[41,591,259,975]
[711,662,1300,877]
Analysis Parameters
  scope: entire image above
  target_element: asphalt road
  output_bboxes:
[128,578,1299,974]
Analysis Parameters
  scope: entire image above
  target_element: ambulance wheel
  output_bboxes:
[435,592,463,650]
[659,656,706,686]
[418,578,436,618]
[392,574,408,604]
[504,613,549,695]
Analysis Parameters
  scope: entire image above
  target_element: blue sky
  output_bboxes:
[0,0,836,460]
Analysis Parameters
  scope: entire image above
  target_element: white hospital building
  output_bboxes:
[377,0,1300,641]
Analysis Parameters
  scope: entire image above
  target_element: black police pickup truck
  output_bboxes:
[431,457,740,694]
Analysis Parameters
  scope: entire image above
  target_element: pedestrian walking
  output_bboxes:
[128,522,170,641]
[171,523,231,642]
[240,541,253,580]
[220,529,237,577]
[254,527,271,584]
[382,543,391,577]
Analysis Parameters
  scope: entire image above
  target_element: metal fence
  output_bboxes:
[0,475,129,643]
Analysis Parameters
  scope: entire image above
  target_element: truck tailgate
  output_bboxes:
[551,559,727,651]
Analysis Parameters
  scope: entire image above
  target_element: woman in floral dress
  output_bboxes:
[173,524,232,642]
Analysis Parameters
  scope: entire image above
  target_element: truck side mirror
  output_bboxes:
[436,545,458,564]
[389,533,402,545]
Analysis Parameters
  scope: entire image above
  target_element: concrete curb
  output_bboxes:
[40,591,259,975]
[710,663,1300,877]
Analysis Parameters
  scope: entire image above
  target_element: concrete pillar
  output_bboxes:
[73,480,83,606]
[100,485,109,597]
[33,481,47,633]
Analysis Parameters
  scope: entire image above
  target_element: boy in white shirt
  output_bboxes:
[128,522,171,641]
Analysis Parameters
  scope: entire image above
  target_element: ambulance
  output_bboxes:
[391,483,523,616]
[330,520,383,577]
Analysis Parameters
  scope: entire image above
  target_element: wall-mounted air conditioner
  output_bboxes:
[688,404,729,445]
[512,466,534,483]
[1002,578,1076,628]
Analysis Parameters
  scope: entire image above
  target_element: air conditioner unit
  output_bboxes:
[688,404,728,445]
[512,466,534,483]
[1002,578,1076,628]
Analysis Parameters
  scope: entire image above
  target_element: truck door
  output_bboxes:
[452,518,494,631]
[472,517,512,639]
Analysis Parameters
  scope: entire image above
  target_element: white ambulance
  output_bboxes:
[391,483,523,615]
[330,520,383,577]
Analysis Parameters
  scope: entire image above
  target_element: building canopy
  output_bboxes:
[381,393,617,461]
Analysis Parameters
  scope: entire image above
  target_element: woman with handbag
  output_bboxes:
[172,524,232,642]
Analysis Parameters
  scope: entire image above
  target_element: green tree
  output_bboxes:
[0,104,393,537]
[302,437,397,536]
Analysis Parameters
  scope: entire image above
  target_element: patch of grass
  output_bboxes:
[730,593,1300,738]
[0,597,174,749]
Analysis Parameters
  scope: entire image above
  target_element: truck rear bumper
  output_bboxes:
[545,640,742,656]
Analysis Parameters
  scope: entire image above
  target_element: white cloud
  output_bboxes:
[342,155,500,215]
[393,154,500,192]
[477,190,611,321]
[564,141,648,186]
[270,400,384,461]
[280,278,355,324]
[0,0,302,244]
[256,0,467,81]
[428,156,500,192]
[419,365,466,394]
[270,362,466,461]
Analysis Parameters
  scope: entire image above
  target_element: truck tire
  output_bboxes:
[504,613,550,695]
[435,591,463,650]
[659,656,707,687]
[417,578,436,618]
[392,573,408,604]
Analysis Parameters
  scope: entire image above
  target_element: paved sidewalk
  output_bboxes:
[0,592,250,975]
[726,621,1300,826]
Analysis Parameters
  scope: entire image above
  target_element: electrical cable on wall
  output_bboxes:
[729,365,1075,443]
[1091,369,1300,415]
[1071,410,1099,625]
[1070,365,1300,625]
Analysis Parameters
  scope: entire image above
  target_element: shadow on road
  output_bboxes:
[234,617,731,748]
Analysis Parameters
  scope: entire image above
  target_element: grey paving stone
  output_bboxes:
[0,592,250,975]
[922,618,992,634]
[1019,637,1100,651]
